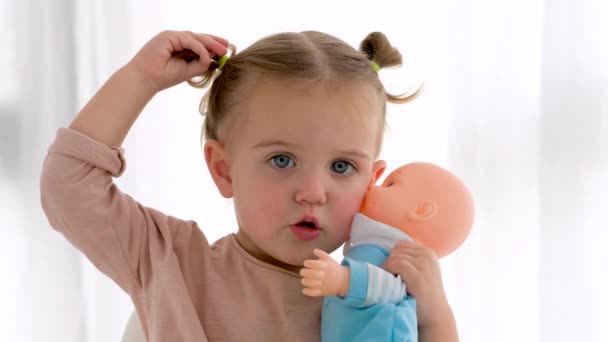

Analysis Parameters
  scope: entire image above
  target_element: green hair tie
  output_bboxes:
[218,55,229,70]
[371,61,381,73]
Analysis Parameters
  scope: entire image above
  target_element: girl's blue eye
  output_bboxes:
[270,155,295,169]
[331,160,354,175]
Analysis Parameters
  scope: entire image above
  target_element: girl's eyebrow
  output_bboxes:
[253,139,296,149]
[253,139,370,160]
[337,149,371,160]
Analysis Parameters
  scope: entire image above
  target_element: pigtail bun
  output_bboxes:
[359,32,424,103]
[187,44,237,89]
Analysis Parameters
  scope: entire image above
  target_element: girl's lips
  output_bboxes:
[297,215,320,228]
[289,225,321,241]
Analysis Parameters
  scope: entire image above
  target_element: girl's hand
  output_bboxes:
[128,30,229,93]
[383,240,453,327]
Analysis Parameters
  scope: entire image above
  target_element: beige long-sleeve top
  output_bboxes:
[40,128,323,342]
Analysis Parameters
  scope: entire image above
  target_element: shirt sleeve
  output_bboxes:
[339,258,406,307]
[338,257,369,307]
[40,127,204,296]
[363,263,406,305]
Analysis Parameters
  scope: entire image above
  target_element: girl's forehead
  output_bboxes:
[250,80,377,125]
[225,80,382,153]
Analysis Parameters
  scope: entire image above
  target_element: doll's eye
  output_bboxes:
[270,154,295,169]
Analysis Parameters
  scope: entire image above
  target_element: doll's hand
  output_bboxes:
[383,240,453,327]
[300,249,350,297]
[127,30,229,93]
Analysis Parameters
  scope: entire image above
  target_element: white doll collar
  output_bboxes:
[343,213,413,256]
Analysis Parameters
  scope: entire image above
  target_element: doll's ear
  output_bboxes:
[204,139,233,198]
[368,160,387,189]
[407,201,438,222]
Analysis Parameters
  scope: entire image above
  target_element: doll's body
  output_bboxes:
[321,213,418,341]
[301,162,475,342]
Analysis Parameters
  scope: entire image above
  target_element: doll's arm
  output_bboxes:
[300,249,350,297]
[301,249,406,305]
[363,263,407,305]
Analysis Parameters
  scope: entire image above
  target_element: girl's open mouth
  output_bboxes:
[289,218,321,241]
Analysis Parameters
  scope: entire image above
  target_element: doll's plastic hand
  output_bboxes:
[127,30,229,92]
[300,249,350,297]
[383,240,452,327]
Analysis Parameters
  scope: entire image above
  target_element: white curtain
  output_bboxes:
[1,1,133,341]
[1,0,606,341]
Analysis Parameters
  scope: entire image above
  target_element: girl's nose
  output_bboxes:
[294,174,328,205]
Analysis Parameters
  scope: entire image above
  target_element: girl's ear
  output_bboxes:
[368,160,387,189]
[204,140,233,198]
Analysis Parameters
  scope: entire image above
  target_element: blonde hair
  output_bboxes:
[188,31,423,143]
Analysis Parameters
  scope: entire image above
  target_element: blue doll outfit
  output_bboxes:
[321,213,418,342]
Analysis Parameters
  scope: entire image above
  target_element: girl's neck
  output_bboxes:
[234,229,302,273]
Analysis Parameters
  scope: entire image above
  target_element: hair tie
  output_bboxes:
[371,61,381,73]
[217,55,229,70]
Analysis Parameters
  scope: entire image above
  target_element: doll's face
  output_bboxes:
[360,167,419,231]
[359,163,474,257]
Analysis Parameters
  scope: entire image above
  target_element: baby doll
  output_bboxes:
[300,162,475,341]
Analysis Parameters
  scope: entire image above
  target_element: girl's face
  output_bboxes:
[205,79,385,272]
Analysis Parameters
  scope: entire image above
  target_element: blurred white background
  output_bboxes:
[1,0,607,341]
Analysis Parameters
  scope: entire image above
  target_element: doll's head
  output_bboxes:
[360,162,474,257]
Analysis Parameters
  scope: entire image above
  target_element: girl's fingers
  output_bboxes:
[386,259,419,283]
[178,33,228,78]
[184,35,212,63]
[171,49,200,62]
[387,246,428,262]
[393,240,423,250]
[390,249,428,260]
[386,254,422,273]
[166,31,208,59]
[207,34,229,47]
[195,33,229,51]
[185,60,210,78]
[191,32,229,56]
[392,241,439,260]
[174,34,215,77]
[389,252,437,272]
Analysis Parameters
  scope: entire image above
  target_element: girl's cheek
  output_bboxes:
[334,182,371,222]
[336,193,365,217]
